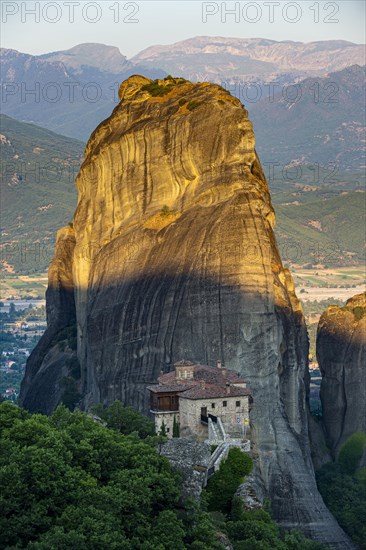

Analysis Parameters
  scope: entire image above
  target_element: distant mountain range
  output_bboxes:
[1,37,365,172]
[1,115,364,274]
[131,36,365,80]
[250,64,366,172]
[0,44,166,140]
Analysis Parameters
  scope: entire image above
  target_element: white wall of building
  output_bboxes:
[154,411,179,438]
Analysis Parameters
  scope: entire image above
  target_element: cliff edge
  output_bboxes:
[317,292,366,455]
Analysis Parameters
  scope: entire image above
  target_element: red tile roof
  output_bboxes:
[149,362,250,402]
[158,363,246,386]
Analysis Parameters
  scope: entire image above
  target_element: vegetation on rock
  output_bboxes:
[187,101,202,111]
[141,80,175,97]
[338,432,366,475]
[225,498,325,550]
[316,432,366,549]
[206,448,253,513]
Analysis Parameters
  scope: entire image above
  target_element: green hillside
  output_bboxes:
[0,115,85,273]
[273,188,366,266]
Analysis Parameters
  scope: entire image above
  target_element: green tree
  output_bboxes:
[316,460,366,548]
[159,421,167,437]
[338,432,366,474]
[9,302,16,319]
[182,498,223,549]
[205,448,253,513]
[173,415,180,438]
[91,400,155,439]
[0,403,186,549]
[226,497,325,550]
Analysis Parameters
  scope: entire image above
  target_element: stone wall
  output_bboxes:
[154,411,178,438]
[179,395,249,441]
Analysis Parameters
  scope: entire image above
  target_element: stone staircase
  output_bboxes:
[205,415,251,484]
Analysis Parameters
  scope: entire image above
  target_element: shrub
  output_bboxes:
[160,205,175,217]
[353,306,366,321]
[227,498,325,549]
[205,448,252,513]
[187,101,202,111]
[141,81,174,97]
[339,432,366,474]
[179,98,187,106]
[316,459,366,548]
[173,415,180,438]
[51,321,77,351]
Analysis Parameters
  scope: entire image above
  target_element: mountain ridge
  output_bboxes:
[1,39,364,172]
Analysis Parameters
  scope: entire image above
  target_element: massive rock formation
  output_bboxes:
[20,226,79,414]
[21,76,354,547]
[317,292,366,455]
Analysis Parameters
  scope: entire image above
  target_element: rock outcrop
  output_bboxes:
[317,292,366,455]
[20,226,80,414]
[21,76,354,547]
[159,439,211,501]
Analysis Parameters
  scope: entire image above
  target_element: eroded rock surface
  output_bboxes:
[160,438,211,501]
[20,227,79,414]
[317,292,366,455]
[236,466,266,510]
[21,76,354,547]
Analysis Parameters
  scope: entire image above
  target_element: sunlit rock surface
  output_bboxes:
[317,292,366,455]
[21,76,354,547]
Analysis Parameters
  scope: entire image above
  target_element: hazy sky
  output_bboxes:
[1,0,365,57]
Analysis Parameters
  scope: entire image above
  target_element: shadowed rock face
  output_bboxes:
[21,76,354,547]
[317,292,366,455]
[20,227,77,414]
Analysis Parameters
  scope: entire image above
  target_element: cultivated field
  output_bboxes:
[0,274,48,301]
[293,266,365,302]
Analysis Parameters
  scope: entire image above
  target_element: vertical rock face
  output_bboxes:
[317,292,366,455]
[21,76,354,547]
[20,227,78,414]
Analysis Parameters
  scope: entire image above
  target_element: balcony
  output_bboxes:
[150,394,179,413]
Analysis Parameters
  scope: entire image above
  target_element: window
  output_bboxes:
[236,401,241,407]
[211,403,215,409]
[223,401,227,407]
[166,428,170,432]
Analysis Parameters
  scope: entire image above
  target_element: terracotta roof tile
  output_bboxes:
[158,363,247,386]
